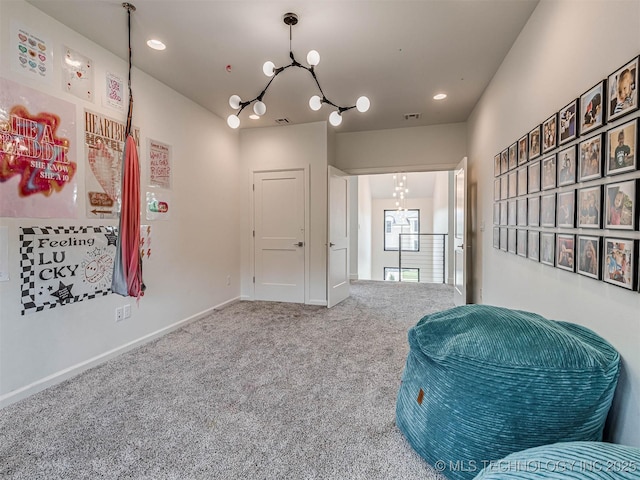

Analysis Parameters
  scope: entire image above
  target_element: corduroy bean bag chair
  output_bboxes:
[396,305,620,480]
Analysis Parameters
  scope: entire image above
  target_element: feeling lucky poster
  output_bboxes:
[0,77,77,218]
[84,109,139,219]
[20,226,117,315]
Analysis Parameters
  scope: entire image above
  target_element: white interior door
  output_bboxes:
[454,157,468,306]
[327,166,350,308]
[254,170,305,303]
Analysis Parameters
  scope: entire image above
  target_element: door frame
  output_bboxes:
[327,165,351,308]
[249,166,310,303]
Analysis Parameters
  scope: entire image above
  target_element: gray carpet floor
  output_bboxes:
[1,280,454,479]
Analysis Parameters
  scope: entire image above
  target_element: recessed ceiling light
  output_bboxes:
[249,114,260,120]
[433,93,447,100]
[146,39,166,51]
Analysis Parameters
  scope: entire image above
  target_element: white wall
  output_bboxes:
[335,123,467,174]
[432,171,453,283]
[467,0,640,445]
[348,177,359,279]
[357,176,373,280]
[239,122,328,305]
[0,1,240,405]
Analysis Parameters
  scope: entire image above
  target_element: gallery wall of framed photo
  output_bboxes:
[493,54,640,292]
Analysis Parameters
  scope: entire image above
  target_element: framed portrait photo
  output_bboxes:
[528,161,541,193]
[556,190,575,228]
[500,201,508,226]
[603,237,637,290]
[556,234,575,273]
[529,125,541,160]
[542,113,557,153]
[494,154,501,177]
[541,154,557,190]
[540,232,555,267]
[528,230,540,262]
[501,149,509,174]
[518,135,528,165]
[578,134,603,182]
[500,227,507,251]
[577,185,602,228]
[540,192,556,227]
[606,118,637,176]
[508,171,518,198]
[508,228,517,254]
[517,167,527,196]
[493,203,500,225]
[509,142,518,171]
[494,179,500,201]
[604,180,637,230]
[576,235,601,280]
[607,56,639,122]
[493,227,500,249]
[517,198,527,226]
[580,80,605,135]
[500,175,508,200]
[528,195,540,226]
[557,145,577,186]
[508,199,517,226]
[517,229,527,257]
[558,99,578,145]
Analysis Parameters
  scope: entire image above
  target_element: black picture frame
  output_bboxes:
[528,195,540,226]
[540,232,555,266]
[500,175,508,200]
[508,228,517,254]
[528,230,540,262]
[556,190,575,228]
[500,201,508,226]
[542,113,558,153]
[577,185,602,228]
[508,199,517,226]
[500,227,508,251]
[540,193,556,227]
[606,118,637,176]
[508,171,518,198]
[528,161,541,193]
[493,203,500,225]
[576,235,601,280]
[517,167,527,196]
[541,154,557,190]
[517,198,527,226]
[607,56,639,122]
[580,80,606,135]
[578,133,603,182]
[501,149,509,174]
[509,142,518,171]
[604,179,637,230]
[559,99,578,145]
[517,229,527,257]
[603,237,637,290]
[494,153,501,177]
[518,135,528,165]
[529,125,541,160]
[556,234,575,273]
[494,178,501,201]
[557,145,577,186]
[493,227,500,249]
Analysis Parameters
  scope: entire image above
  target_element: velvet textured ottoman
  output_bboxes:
[396,305,620,480]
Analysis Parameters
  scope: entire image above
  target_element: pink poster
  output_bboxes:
[0,77,78,218]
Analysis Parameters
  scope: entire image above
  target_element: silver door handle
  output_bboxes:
[329,242,335,247]
[293,241,304,247]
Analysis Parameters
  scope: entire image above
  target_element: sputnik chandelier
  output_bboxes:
[393,174,409,212]
[226,12,370,129]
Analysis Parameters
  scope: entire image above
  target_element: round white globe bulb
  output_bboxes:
[329,111,342,126]
[263,61,275,77]
[356,96,370,113]
[229,95,241,110]
[227,114,240,129]
[307,50,320,66]
[253,101,266,116]
[309,95,322,111]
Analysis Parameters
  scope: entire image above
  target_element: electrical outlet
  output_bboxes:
[123,304,131,319]
[115,307,123,322]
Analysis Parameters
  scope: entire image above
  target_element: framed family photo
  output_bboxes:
[528,195,540,226]
[500,175,508,200]
[542,113,557,153]
[501,149,509,173]
[604,180,637,230]
[576,235,601,280]
[541,193,556,227]
[528,230,540,262]
[540,232,555,266]
[578,134,603,182]
[500,201,508,225]
[528,161,541,193]
[606,118,637,176]
[517,229,527,257]
[509,143,518,170]
[541,154,557,190]
[556,190,575,228]
[518,135,528,165]
[556,234,575,272]
[508,171,518,198]
[557,145,577,186]
[529,125,541,160]
[580,80,605,135]
[577,185,601,228]
[517,198,527,226]
[607,56,638,122]
[517,167,528,196]
[559,99,578,145]
[494,154,501,177]
[603,237,637,290]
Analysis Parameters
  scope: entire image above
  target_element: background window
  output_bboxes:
[384,209,419,251]
[384,267,420,282]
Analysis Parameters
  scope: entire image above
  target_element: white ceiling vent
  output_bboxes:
[275,118,290,125]
[403,113,422,120]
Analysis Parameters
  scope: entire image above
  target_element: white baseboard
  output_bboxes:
[349,274,359,280]
[0,296,241,409]
[307,299,328,306]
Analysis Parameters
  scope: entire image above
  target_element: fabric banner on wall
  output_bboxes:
[84,109,140,219]
[0,77,78,218]
[147,138,171,189]
[20,226,117,315]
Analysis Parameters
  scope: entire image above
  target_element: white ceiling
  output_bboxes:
[26,0,538,133]
[366,172,437,199]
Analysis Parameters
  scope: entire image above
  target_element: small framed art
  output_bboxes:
[493,227,500,249]
[528,161,541,193]
[528,230,539,262]
[508,228,516,254]
[493,203,500,225]
[517,198,527,226]
[500,228,507,251]
[606,118,637,176]
[517,229,527,257]
[501,149,509,174]
[508,199,517,226]
[541,154,557,190]
[607,56,639,122]
[557,145,577,186]
[604,180,637,230]
[529,125,541,160]
[517,167,527,196]
[528,195,540,226]
[509,142,518,170]
[556,190,575,228]
[500,201,508,226]
[577,185,602,228]
[508,171,517,198]
[500,175,508,200]
[559,99,578,145]
[542,113,557,153]
[580,80,605,135]
[494,179,500,201]
[576,235,601,280]
[578,134,603,182]
[518,135,528,165]
[494,154,501,177]
[541,193,556,227]
[603,237,637,290]
[556,234,575,273]
[540,232,555,266]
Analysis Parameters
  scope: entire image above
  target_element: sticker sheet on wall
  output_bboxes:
[20,226,118,315]
[140,224,152,260]
[146,191,171,221]
[84,109,140,219]
[62,46,93,101]
[103,72,125,110]
[0,77,78,218]
[147,138,171,189]
[11,21,52,82]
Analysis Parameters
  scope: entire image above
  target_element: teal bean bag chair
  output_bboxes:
[396,305,620,480]
[473,441,640,479]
